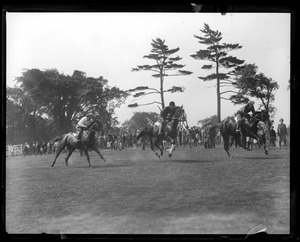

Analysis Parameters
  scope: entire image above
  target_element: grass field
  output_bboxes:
[5,145,290,235]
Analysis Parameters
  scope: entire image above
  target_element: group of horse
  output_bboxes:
[50,106,270,168]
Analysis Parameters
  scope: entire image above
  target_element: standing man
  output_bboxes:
[277,118,288,149]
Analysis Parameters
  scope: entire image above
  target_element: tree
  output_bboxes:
[198,115,219,128]
[129,38,192,109]
[191,23,244,122]
[16,69,128,134]
[76,73,128,129]
[6,86,60,144]
[121,112,159,132]
[229,64,279,118]
[7,86,40,143]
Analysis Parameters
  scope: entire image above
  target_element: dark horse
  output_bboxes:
[51,120,106,168]
[220,110,269,158]
[136,106,186,158]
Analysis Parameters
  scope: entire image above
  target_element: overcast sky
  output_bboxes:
[6,12,290,128]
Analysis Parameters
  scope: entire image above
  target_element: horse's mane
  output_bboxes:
[87,119,102,131]
[173,106,184,118]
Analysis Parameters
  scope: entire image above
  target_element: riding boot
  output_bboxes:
[76,131,82,144]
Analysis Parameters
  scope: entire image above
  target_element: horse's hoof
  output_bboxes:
[265,150,268,155]
[169,154,172,158]
[89,166,92,169]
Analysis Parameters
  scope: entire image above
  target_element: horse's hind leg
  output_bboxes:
[223,136,232,158]
[92,147,106,162]
[84,149,92,168]
[65,147,75,167]
[51,145,65,167]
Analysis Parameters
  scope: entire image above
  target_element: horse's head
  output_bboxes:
[88,120,103,133]
[253,110,269,123]
[174,105,185,119]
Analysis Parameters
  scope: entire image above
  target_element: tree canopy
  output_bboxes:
[121,112,159,132]
[229,64,279,118]
[7,69,128,143]
[129,38,192,109]
[191,23,244,122]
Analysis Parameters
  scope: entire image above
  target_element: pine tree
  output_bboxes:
[129,38,192,109]
[191,23,244,122]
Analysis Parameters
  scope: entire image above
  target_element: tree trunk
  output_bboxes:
[216,63,221,123]
[217,79,221,123]
[160,74,165,109]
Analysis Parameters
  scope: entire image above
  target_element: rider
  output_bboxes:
[154,101,177,147]
[236,100,255,133]
[75,113,93,144]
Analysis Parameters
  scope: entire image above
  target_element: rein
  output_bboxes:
[85,120,101,133]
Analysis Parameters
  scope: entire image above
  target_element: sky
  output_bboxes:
[6,12,290,128]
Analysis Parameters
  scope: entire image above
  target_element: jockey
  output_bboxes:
[75,113,93,143]
[154,101,177,147]
[236,101,255,133]
[158,101,177,135]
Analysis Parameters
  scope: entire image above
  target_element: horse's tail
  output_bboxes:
[53,135,64,143]
[53,133,70,147]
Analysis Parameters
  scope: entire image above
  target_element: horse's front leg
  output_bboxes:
[51,144,65,167]
[65,147,75,167]
[84,149,92,169]
[92,146,106,162]
[165,136,176,157]
[260,134,268,155]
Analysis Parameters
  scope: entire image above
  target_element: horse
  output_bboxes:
[220,110,269,158]
[136,106,186,158]
[51,120,106,168]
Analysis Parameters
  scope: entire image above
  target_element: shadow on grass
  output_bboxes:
[74,163,135,169]
[160,159,222,163]
[242,155,284,160]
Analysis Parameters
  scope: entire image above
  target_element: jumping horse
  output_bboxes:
[220,110,269,158]
[51,119,106,168]
[137,106,187,158]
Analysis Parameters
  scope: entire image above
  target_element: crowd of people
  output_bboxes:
[8,100,290,157]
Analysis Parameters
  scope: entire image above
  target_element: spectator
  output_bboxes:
[269,126,276,147]
[277,118,288,149]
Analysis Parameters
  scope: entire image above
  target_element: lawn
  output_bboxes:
[5,146,290,235]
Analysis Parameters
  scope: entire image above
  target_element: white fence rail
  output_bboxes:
[6,144,23,157]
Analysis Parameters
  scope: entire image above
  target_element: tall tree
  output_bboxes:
[121,112,159,132]
[16,69,128,134]
[191,23,244,122]
[6,86,60,143]
[229,64,279,119]
[197,115,219,128]
[129,38,192,109]
[77,74,128,129]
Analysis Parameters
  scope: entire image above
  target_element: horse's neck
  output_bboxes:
[247,119,260,130]
[87,120,96,129]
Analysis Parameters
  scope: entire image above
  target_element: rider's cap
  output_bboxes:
[279,118,284,122]
[169,101,175,106]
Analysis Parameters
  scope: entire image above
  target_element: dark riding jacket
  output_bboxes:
[237,103,255,117]
[160,106,176,121]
